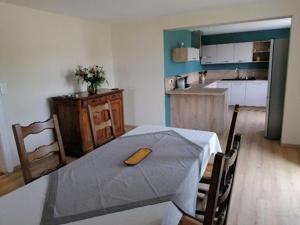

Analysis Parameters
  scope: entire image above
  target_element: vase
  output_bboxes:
[87,84,97,95]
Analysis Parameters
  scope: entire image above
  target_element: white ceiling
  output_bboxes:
[191,18,292,35]
[191,18,291,35]
[0,0,274,22]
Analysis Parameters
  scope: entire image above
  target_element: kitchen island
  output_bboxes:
[166,80,229,134]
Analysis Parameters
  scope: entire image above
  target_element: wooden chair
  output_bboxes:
[12,115,66,184]
[201,104,239,182]
[196,134,242,225]
[88,101,116,148]
[225,104,239,154]
[178,152,225,225]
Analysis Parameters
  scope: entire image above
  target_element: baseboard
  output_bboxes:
[280,143,300,149]
[125,124,137,132]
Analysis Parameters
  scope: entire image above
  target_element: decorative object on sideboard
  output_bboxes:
[74,65,108,95]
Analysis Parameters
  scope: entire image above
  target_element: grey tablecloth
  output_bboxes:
[40,130,204,225]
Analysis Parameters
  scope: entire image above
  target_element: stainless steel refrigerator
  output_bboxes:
[265,38,289,139]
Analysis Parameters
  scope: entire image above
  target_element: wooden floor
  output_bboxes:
[0,108,300,225]
[223,108,300,225]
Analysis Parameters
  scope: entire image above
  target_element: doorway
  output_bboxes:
[163,17,291,140]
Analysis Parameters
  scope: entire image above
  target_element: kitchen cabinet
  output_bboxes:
[214,80,268,106]
[216,44,234,64]
[201,45,217,64]
[217,81,232,104]
[245,81,268,106]
[230,81,246,105]
[172,48,199,62]
[234,42,253,63]
[52,89,125,156]
[201,41,270,64]
[205,82,218,88]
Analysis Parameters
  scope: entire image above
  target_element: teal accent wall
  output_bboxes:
[164,30,203,126]
[202,28,290,70]
[164,30,203,77]
[165,95,171,126]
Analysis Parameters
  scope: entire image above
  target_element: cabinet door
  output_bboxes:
[217,81,232,104]
[172,48,187,62]
[230,81,246,105]
[187,48,200,61]
[217,44,234,64]
[110,98,125,136]
[234,42,253,63]
[245,81,268,106]
[173,48,199,62]
[201,45,217,64]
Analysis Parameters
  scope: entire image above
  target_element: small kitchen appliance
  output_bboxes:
[176,76,189,89]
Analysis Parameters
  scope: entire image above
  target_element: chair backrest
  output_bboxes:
[179,152,225,225]
[216,134,242,225]
[225,104,239,154]
[12,115,66,184]
[203,152,225,225]
[88,101,116,148]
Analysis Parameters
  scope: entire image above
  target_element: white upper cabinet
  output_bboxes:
[187,48,200,61]
[216,44,234,64]
[201,41,255,64]
[234,42,253,63]
[245,81,268,107]
[172,48,199,62]
[201,45,217,64]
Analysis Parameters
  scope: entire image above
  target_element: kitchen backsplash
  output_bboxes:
[206,69,268,80]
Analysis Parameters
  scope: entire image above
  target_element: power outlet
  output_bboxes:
[0,83,8,96]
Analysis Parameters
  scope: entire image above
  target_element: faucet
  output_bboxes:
[235,67,240,79]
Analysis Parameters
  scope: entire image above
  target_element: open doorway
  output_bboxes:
[195,18,291,140]
[164,17,291,140]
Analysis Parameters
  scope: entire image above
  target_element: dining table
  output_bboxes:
[0,125,222,225]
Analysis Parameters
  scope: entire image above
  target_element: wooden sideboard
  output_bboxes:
[52,89,125,156]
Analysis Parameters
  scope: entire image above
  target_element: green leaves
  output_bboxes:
[74,65,107,87]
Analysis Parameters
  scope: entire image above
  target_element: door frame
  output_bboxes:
[0,97,14,173]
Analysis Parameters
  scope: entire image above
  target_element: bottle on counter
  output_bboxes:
[199,70,207,83]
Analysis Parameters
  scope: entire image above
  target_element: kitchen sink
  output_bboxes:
[221,77,256,81]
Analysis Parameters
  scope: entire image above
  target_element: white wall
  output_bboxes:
[111,0,300,146]
[0,2,115,171]
[111,23,165,126]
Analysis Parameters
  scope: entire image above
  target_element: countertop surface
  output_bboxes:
[166,79,268,96]
[166,79,227,96]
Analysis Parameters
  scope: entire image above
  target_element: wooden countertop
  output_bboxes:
[52,89,123,101]
[166,80,227,96]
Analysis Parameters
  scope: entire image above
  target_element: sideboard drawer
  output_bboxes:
[107,93,121,101]
[86,97,107,106]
